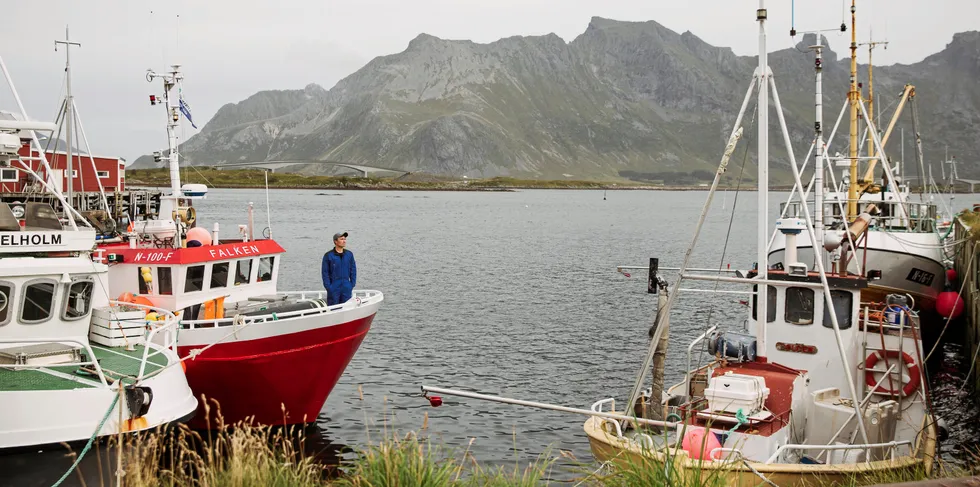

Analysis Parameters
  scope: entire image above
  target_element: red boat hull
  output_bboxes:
[178,313,375,428]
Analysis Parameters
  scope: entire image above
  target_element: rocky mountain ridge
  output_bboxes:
[134,18,980,181]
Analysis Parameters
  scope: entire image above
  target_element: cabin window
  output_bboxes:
[185,265,205,292]
[0,282,12,326]
[63,280,94,320]
[235,260,252,285]
[784,287,815,325]
[822,290,853,330]
[21,279,56,323]
[752,285,777,323]
[138,268,149,294]
[257,257,275,282]
[0,168,18,182]
[211,262,230,289]
[158,267,173,295]
[97,171,110,178]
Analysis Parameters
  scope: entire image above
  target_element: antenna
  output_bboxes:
[54,27,81,206]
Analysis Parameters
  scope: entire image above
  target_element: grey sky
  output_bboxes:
[3,0,976,163]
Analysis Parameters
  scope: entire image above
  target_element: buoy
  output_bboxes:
[946,268,958,283]
[427,395,443,407]
[132,295,155,310]
[186,226,212,246]
[681,427,722,460]
[117,292,136,303]
[936,291,964,320]
[864,350,921,397]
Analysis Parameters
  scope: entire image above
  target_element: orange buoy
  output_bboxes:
[117,292,136,303]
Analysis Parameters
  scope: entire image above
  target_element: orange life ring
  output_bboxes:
[864,350,920,397]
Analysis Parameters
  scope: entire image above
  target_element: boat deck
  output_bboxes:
[0,343,169,392]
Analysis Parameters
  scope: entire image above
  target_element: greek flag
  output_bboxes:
[179,97,198,129]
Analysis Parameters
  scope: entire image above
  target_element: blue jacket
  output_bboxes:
[322,249,356,291]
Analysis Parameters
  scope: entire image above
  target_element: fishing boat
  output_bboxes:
[413,2,935,483]
[101,65,383,427]
[769,0,952,318]
[7,63,384,428]
[0,50,196,449]
[580,3,938,484]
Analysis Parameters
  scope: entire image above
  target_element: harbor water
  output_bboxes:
[3,188,978,485]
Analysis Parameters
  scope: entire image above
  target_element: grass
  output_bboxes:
[54,400,974,487]
[125,168,689,191]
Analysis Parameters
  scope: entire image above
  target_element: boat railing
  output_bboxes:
[684,325,717,397]
[180,289,383,330]
[589,398,623,437]
[107,301,182,381]
[0,337,111,387]
[781,199,939,234]
[763,440,913,464]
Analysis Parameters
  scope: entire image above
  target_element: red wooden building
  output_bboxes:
[2,143,126,193]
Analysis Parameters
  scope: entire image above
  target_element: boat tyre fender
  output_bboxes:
[124,385,153,418]
[864,350,920,397]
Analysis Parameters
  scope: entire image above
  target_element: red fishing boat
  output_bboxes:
[95,65,383,427]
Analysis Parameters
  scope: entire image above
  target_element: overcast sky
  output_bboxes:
[2,0,976,162]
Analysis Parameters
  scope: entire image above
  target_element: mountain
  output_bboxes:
[132,19,980,181]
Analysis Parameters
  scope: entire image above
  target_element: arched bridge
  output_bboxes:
[215,160,408,177]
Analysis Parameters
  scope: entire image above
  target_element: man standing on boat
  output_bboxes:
[322,232,357,306]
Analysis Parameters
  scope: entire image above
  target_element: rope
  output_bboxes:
[696,111,754,369]
[51,393,120,487]
[727,408,748,437]
[924,251,973,362]
[742,460,780,487]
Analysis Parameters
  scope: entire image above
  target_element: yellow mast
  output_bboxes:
[847,0,860,219]
[859,39,888,194]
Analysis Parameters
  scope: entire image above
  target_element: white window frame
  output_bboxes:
[97,170,110,179]
[0,168,18,182]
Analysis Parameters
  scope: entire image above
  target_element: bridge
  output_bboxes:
[214,160,409,177]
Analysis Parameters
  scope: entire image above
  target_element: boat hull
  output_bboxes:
[584,416,937,487]
[177,301,378,428]
[0,352,197,449]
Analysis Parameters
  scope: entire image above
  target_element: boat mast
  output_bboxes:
[757,0,769,359]
[55,28,80,210]
[147,65,183,198]
[846,0,860,220]
[813,42,825,259]
[861,36,888,189]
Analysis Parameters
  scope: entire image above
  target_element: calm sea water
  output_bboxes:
[3,188,979,485]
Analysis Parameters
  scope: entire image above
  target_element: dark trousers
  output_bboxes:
[328,286,352,306]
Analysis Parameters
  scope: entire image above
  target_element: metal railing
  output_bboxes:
[180,289,383,330]
[763,440,913,464]
[780,199,939,234]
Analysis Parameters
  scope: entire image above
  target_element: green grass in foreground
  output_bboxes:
[72,418,973,487]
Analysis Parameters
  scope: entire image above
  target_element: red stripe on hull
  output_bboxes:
[178,314,375,428]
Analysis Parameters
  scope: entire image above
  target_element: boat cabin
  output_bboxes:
[0,203,106,345]
[99,238,284,319]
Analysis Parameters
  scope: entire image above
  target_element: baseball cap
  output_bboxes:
[333,231,349,241]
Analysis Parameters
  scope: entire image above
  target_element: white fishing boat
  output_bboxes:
[0,48,196,450]
[769,1,953,318]
[423,2,938,484]
[581,2,938,484]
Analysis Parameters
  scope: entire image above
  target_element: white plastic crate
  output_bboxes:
[704,371,769,415]
[89,306,147,347]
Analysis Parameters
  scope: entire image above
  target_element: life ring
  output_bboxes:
[864,350,920,397]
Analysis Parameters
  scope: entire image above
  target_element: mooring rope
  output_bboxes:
[50,392,121,487]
